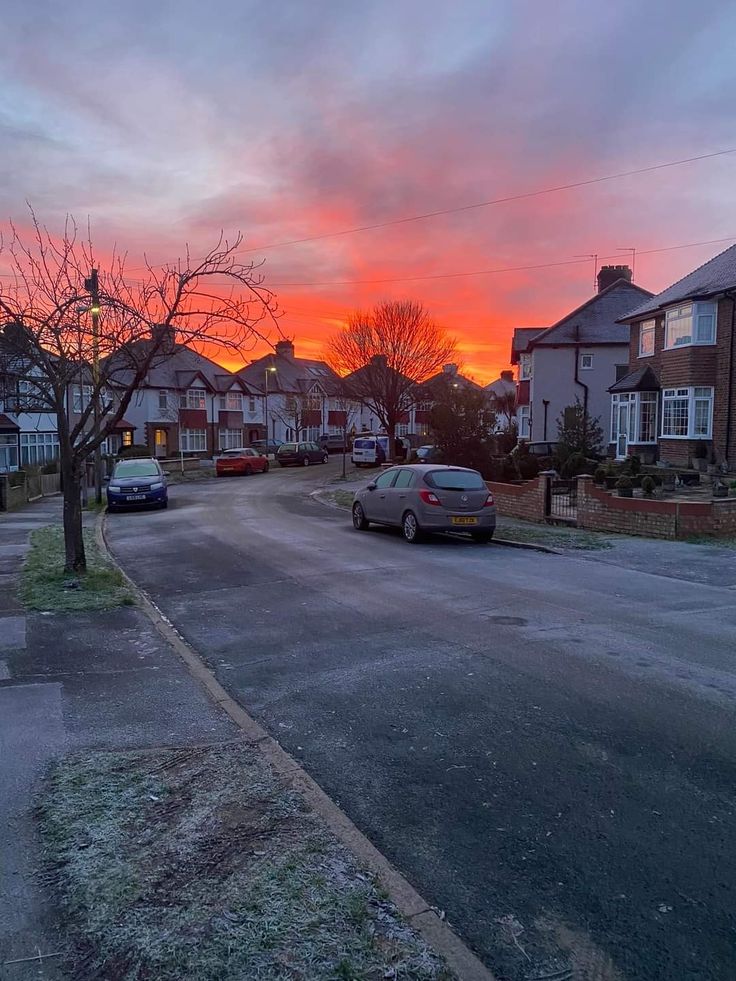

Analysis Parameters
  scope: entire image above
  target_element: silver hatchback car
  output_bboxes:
[352,464,496,544]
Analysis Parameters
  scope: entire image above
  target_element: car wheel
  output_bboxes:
[160,500,168,509]
[352,502,370,530]
[402,510,424,544]
[303,456,310,466]
[322,454,329,464]
[472,530,492,544]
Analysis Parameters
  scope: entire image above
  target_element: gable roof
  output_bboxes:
[485,374,516,399]
[609,364,660,393]
[419,369,484,394]
[104,339,257,394]
[239,349,340,394]
[510,327,544,363]
[530,279,653,347]
[619,242,736,322]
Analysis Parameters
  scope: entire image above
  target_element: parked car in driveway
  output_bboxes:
[413,444,443,463]
[215,447,269,477]
[277,441,329,467]
[351,434,391,467]
[249,439,283,456]
[319,433,349,453]
[107,458,168,511]
[351,464,495,543]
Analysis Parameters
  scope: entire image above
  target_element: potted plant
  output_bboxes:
[593,465,607,485]
[692,441,708,472]
[616,475,633,498]
[641,476,656,497]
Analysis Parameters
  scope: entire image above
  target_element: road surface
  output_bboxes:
[106,462,736,980]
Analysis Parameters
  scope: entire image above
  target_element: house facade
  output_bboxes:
[612,244,736,468]
[485,369,516,431]
[512,266,652,444]
[509,327,543,438]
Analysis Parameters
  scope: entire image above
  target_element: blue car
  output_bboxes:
[106,458,168,511]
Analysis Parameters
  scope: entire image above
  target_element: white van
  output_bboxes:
[351,434,391,467]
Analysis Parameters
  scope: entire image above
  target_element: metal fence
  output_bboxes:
[546,477,577,524]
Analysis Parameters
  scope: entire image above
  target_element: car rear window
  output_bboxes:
[114,460,160,478]
[354,438,374,449]
[425,469,485,490]
[280,443,297,451]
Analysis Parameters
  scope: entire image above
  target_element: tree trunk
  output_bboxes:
[61,456,86,573]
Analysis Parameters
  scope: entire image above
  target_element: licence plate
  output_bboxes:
[126,494,146,501]
[451,516,478,525]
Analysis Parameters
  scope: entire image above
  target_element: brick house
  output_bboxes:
[612,244,736,468]
[513,266,652,445]
[107,326,265,458]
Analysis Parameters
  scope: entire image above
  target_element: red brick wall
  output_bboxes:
[486,476,546,522]
[577,477,736,539]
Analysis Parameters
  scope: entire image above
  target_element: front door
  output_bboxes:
[616,403,628,459]
[154,428,168,458]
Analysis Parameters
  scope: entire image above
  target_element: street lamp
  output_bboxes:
[264,365,277,454]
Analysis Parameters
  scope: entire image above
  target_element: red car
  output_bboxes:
[215,447,270,477]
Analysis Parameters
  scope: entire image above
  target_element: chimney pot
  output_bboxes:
[442,363,458,375]
[274,339,295,359]
[500,370,513,382]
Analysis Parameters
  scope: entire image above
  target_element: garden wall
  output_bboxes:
[486,476,546,522]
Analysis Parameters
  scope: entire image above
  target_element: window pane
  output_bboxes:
[695,314,715,343]
[639,321,655,356]
[374,470,397,488]
[393,470,414,488]
[662,396,689,437]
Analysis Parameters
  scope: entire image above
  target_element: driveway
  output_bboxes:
[105,462,736,981]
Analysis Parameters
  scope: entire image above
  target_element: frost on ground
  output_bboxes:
[39,743,453,981]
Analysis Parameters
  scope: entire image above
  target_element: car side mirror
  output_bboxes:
[367,482,377,491]
[103,475,110,483]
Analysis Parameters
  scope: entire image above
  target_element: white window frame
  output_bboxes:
[180,388,207,410]
[660,386,713,439]
[158,390,169,411]
[518,405,530,439]
[219,391,243,412]
[611,392,658,445]
[664,301,717,350]
[72,384,93,413]
[247,396,257,413]
[519,354,532,381]
[580,354,594,370]
[20,431,60,465]
[179,428,207,452]
[638,320,655,357]
[218,428,242,450]
[396,423,410,437]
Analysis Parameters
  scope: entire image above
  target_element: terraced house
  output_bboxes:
[612,244,736,469]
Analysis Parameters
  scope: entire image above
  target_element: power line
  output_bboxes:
[121,146,736,271]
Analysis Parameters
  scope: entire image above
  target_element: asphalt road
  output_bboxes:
[106,462,736,981]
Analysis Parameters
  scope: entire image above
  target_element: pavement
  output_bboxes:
[0,500,236,980]
[102,460,736,981]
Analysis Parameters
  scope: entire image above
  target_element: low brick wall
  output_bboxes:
[577,476,736,540]
[487,476,546,522]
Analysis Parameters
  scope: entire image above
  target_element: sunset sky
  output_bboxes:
[2,0,736,383]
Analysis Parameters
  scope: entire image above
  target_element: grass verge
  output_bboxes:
[496,518,613,551]
[39,744,452,981]
[21,525,133,612]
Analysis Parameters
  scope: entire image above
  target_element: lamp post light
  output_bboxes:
[264,365,277,454]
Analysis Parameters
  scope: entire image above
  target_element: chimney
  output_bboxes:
[442,363,458,375]
[151,323,176,353]
[275,339,295,359]
[597,265,632,293]
[370,353,388,368]
[500,370,513,382]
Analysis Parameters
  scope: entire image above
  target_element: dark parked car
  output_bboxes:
[413,444,443,463]
[525,441,559,457]
[249,439,283,456]
[277,441,329,467]
[319,433,349,453]
[107,458,168,511]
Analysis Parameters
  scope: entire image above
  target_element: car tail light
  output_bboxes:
[419,489,442,506]
[483,493,494,508]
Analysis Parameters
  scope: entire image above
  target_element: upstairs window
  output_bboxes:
[580,354,594,370]
[180,388,207,410]
[158,390,168,411]
[519,354,532,381]
[664,302,716,349]
[638,320,655,357]
[219,391,243,411]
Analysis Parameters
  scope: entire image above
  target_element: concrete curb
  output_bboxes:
[97,514,496,981]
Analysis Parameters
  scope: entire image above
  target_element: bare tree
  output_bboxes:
[275,392,317,442]
[0,211,278,572]
[327,300,456,449]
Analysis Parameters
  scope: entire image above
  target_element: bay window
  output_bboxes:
[179,428,207,452]
[219,391,243,411]
[610,392,658,449]
[664,302,716,349]
[661,387,713,439]
[638,320,655,357]
[20,432,60,465]
[219,428,242,450]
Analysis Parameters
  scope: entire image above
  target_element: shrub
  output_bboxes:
[119,444,152,459]
[641,476,656,496]
[560,452,588,478]
[594,466,607,484]
[615,475,632,489]
[517,455,541,480]
[40,461,58,475]
[622,454,641,475]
